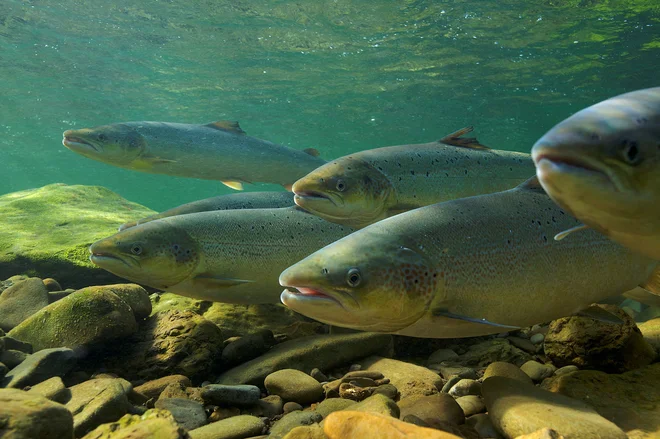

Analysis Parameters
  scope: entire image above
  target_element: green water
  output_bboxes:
[0,0,657,211]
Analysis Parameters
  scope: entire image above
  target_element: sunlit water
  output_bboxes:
[0,0,657,211]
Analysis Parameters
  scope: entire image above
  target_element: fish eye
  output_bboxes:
[336,179,346,192]
[346,268,361,287]
[622,140,641,165]
[130,244,143,255]
[98,133,107,141]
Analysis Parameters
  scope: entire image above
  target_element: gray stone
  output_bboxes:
[431,364,479,381]
[265,369,324,404]
[456,395,486,417]
[221,330,275,366]
[65,377,133,437]
[448,379,482,397]
[1,336,33,354]
[0,362,7,380]
[216,333,393,386]
[441,376,462,393]
[398,393,464,426]
[154,397,208,431]
[0,349,28,369]
[507,336,537,353]
[483,376,627,439]
[269,411,323,439]
[133,375,192,400]
[482,361,533,385]
[0,278,50,332]
[530,333,545,344]
[26,376,69,403]
[188,414,265,439]
[201,384,261,406]
[520,360,556,382]
[2,347,77,389]
[309,368,328,383]
[427,348,459,365]
[0,388,74,439]
[466,413,501,439]
[372,383,398,400]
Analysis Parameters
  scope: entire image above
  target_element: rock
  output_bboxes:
[270,411,323,439]
[282,424,327,439]
[520,361,555,382]
[507,336,537,354]
[154,398,207,431]
[41,278,62,292]
[80,408,189,439]
[482,361,533,385]
[440,376,461,394]
[201,384,261,406]
[312,398,356,417]
[361,356,443,399]
[0,362,7,380]
[553,365,579,377]
[541,362,660,438]
[265,369,324,404]
[101,310,224,382]
[456,395,485,417]
[48,290,74,302]
[221,330,275,366]
[0,349,28,369]
[450,339,532,367]
[638,317,660,354]
[133,375,192,400]
[0,388,74,439]
[2,347,77,388]
[347,393,399,417]
[98,284,152,320]
[514,428,565,439]
[0,184,156,288]
[482,376,626,439]
[398,393,464,425]
[242,394,284,418]
[216,333,393,386]
[323,411,463,439]
[427,349,459,365]
[466,413,500,439]
[448,379,481,397]
[309,368,328,383]
[7,286,138,351]
[1,336,33,353]
[158,383,203,404]
[283,401,303,413]
[65,378,133,437]
[373,383,399,400]
[432,365,478,381]
[530,333,545,344]
[27,376,69,403]
[0,278,50,331]
[543,304,656,373]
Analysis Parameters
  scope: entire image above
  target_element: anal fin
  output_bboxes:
[555,224,589,241]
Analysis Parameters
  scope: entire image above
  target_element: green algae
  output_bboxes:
[0,184,155,289]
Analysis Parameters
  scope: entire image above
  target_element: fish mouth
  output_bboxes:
[280,286,343,306]
[62,133,100,153]
[294,190,338,206]
[89,246,137,269]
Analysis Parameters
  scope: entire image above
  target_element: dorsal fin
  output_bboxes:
[439,126,490,150]
[204,120,246,134]
[517,175,546,192]
[303,147,320,157]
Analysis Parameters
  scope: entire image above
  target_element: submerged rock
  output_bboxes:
[0,277,49,331]
[361,356,443,399]
[265,369,324,404]
[542,362,660,439]
[0,388,74,439]
[544,304,656,373]
[2,347,77,388]
[323,411,463,439]
[8,286,138,351]
[187,414,264,439]
[0,184,155,288]
[216,332,393,386]
[80,408,189,439]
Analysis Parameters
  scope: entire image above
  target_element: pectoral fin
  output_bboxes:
[575,304,624,324]
[640,266,660,295]
[432,309,521,329]
[222,180,245,190]
[554,224,589,241]
[193,274,255,289]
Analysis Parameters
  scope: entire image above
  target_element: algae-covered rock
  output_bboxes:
[66,378,133,437]
[99,284,152,320]
[541,363,660,439]
[0,277,50,331]
[0,388,74,439]
[100,310,224,382]
[0,184,155,289]
[8,286,138,351]
[81,408,189,439]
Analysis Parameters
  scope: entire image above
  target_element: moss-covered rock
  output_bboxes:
[0,388,74,439]
[8,286,138,351]
[0,184,155,289]
[81,409,189,439]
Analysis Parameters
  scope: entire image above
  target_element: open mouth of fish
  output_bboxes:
[281,286,343,306]
[62,136,100,152]
[89,249,135,269]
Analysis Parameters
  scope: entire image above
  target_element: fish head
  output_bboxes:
[292,156,394,228]
[63,123,146,166]
[89,220,200,290]
[532,88,660,233]
[280,229,438,332]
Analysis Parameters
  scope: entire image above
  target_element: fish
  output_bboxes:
[531,87,660,260]
[291,127,535,228]
[89,206,355,304]
[279,177,660,338]
[118,191,295,231]
[62,120,326,190]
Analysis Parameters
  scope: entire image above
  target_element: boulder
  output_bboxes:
[0,388,74,439]
[0,278,49,331]
[80,408,189,439]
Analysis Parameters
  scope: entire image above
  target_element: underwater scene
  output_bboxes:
[0,0,659,438]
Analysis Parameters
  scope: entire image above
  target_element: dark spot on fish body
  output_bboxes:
[410,170,415,176]
[636,117,648,125]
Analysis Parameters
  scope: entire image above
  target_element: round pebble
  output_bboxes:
[483,361,533,385]
[520,360,556,382]
[530,333,545,344]
[449,379,482,397]
[310,368,328,383]
[265,369,324,404]
[283,401,303,413]
[201,384,261,406]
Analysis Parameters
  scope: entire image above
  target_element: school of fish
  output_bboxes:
[77,86,660,338]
